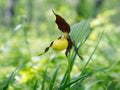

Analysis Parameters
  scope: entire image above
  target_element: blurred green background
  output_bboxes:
[0,0,120,90]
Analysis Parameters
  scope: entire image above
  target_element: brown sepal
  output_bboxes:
[53,10,70,33]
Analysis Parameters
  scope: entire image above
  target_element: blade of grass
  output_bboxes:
[33,80,38,90]
[33,67,58,90]
[0,66,23,90]
[83,31,104,69]
[49,65,61,90]
[41,68,48,90]
[60,66,109,90]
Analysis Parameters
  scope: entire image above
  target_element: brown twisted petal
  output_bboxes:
[38,41,53,56]
[53,10,70,33]
[65,35,83,60]
[38,36,62,56]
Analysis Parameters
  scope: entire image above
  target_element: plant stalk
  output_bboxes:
[67,53,71,90]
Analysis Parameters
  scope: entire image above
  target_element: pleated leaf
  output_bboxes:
[70,20,90,45]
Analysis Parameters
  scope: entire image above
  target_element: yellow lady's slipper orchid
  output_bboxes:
[39,11,83,60]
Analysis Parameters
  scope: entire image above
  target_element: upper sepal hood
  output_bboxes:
[53,10,70,33]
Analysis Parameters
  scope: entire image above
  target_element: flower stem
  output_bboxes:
[67,53,71,90]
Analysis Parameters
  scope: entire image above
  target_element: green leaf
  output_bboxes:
[33,80,38,90]
[83,31,104,69]
[49,65,61,90]
[0,66,23,90]
[41,68,48,90]
[71,83,84,90]
[70,20,90,44]
[107,81,117,90]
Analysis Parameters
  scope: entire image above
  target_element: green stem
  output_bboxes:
[67,53,71,90]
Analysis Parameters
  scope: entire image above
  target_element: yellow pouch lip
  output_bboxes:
[52,38,68,51]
